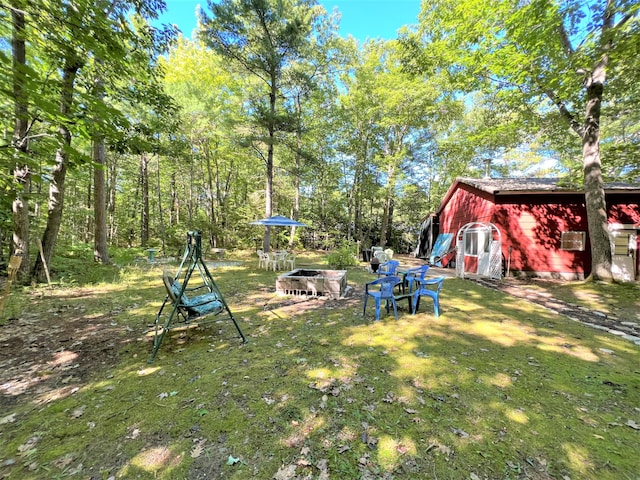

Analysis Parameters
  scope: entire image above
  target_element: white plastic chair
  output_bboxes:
[266,252,280,271]
[374,250,389,263]
[283,253,296,270]
[257,250,269,269]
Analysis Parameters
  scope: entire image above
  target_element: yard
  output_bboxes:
[0,250,639,479]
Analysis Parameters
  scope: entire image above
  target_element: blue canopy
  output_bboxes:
[250,215,306,227]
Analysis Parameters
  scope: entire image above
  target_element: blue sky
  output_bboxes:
[157,0,423,41]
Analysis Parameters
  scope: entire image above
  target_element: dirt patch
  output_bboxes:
[0,301,136,409]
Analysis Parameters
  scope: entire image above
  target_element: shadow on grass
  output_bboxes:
[1,262,638,480]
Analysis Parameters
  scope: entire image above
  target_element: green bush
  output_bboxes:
[326,246,359,269]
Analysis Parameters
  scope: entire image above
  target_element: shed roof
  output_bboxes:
[456,177,640,195]
[436,177,640,215]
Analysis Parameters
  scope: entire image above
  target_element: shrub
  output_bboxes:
[326,246,359,269]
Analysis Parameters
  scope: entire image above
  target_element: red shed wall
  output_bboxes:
[439,183,495,233]
[492,194,590,278]
[438,185,640,279]
[607,193,640,225]
[438,183,496,270]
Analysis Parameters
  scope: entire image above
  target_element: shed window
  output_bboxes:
[561,231,585,251]
[464,230,490,257]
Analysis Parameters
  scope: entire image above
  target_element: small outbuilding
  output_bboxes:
[418,177,640,281]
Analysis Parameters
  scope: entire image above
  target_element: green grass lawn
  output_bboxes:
[1,250,639,479]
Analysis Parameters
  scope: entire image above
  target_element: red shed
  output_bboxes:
[432,177,640,280]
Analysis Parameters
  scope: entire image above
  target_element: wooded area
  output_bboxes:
[1,0,638,282]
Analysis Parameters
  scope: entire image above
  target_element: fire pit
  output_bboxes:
[276,269,347,298]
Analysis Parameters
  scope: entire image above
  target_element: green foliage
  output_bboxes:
[404,0,640,181]
[1,259,639,478]
[326,243,359,269]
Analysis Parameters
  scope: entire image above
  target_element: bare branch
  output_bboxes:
[557,19,574,56]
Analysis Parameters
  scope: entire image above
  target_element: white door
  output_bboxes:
[477,229,491,276]
[611,230,637,281]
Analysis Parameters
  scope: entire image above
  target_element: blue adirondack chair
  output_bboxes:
[364,276,402,321]
[412,276,446,317]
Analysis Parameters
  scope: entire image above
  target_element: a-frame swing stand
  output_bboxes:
[149,231,246,363]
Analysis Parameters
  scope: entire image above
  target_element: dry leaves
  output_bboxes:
[70,405,86,419]
[273,464,297,480]
[0,413,16,425]
[190,440,205,459]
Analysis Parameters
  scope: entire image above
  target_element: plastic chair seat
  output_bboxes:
[404,265,430,293]
[412,276,445,317]
[377,260,400,278]
[364,276,402,321]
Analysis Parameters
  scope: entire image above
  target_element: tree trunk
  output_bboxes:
[107,154,117,242]
[32,58,81,283]
[582,3,614,282]
[289,115,302,249]
[85,170,92,243]
[583,62,612,281]
[93,137,110,263]
[140,153,149,247]
[156,154,166,254]
[263,76,277,253]
[204,142,217,246]
[11,3,30,282]
[170,173,177,226]
[379,163,398,248]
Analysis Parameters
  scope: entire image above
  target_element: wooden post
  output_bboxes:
[36,239,51,285]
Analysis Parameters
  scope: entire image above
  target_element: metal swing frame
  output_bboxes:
[149,231,246,363]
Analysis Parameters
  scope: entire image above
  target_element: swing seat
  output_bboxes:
[163,275,224,318]
[149,231,246,363]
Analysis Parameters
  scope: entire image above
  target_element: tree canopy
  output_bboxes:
[0,0,638,280]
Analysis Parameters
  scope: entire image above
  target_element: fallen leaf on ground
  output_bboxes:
[0,413,16,424]
[70,405,86,418]
[191,440,205,458]
[451,427,469,438]
[273,464,296,480]
[317,458,330,480]
[626,419,640,430]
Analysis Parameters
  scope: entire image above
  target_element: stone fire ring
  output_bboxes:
[276,268,347,299]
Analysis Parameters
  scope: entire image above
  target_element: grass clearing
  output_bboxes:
[1,251,639,479]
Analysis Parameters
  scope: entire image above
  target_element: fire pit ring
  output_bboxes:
[276,269,347,298]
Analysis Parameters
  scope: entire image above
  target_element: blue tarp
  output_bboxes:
[429,233,454,266]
